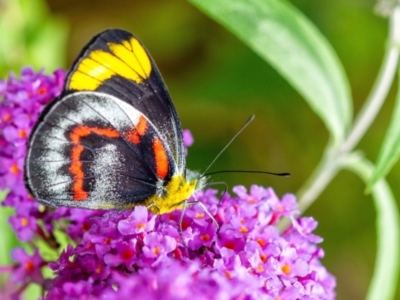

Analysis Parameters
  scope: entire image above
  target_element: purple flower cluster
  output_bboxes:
[0,69,336,299]
[44,188,335,299]
[0,67,65,242]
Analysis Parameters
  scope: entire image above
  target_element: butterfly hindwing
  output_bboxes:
[25,92,176,210]
[64,29,185,173]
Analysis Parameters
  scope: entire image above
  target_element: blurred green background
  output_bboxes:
[1,0,399,299]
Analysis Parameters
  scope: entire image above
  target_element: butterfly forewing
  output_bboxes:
[64,29,185,172]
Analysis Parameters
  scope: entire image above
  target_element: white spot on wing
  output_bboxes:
[89,143,124,201]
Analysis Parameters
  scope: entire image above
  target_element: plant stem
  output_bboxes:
[341,7,400,154]
[296,147,341,213]
[296,6,400,215]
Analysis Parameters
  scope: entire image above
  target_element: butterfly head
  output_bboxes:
[146,170,207,215]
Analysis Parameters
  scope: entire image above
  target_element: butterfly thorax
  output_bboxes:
[146,170,206,215]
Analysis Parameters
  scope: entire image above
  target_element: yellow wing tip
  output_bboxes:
[67,37,152,91]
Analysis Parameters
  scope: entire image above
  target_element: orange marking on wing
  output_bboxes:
[91,127,120,138]
[125,131,140,144]
[136,116,148,135]
[70,126,91,143]
[69,125,120,201]
[70,145,87,200]
[153,137,168,179]
[125,116,148,144]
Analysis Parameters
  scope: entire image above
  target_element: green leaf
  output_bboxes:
[0,190,23,287]
[343,153,400,300]
[28,18,68,72]
[0,191,18,267]
[188,0,352,144]
[22,282,41,300]
[368,68,400,189]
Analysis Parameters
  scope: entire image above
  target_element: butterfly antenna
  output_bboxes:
[201,115,255,177]
[204,170,290,177]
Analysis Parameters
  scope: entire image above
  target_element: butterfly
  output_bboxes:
[24,29,207,215]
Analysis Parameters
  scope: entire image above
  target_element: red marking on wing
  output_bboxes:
[69,125,120,201]
[125,116,148,144]
[152,137,169,179]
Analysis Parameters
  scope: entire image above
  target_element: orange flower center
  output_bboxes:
[24,260,35,272]
[256,264,264,273]
[136,223,146,230]
[96,264,102,274]
[224,270,232,279]
[10,163,19,174]
[281,264,291,275]
[37,87,47,95]
[3,113,11,122]
[195,213,205,219]
[152,247,160,256]
[256,238,266,247]
[260,253,267,263]
[239,226,248,233]
[200,234,210,241]
[18,129,27,138]
[21,217,29,227]
[247,197,256,203]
